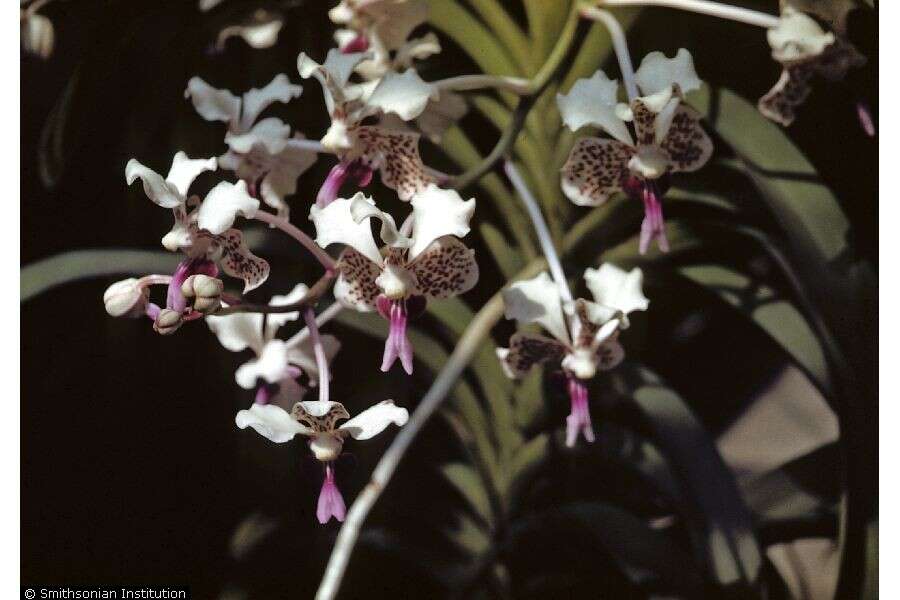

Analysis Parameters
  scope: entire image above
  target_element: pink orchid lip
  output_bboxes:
[254,384,274,405]
[317,463,347,524]
[565,376,595,448]
[622,175,670,255]
[376,295,426,375]
[316,160,375,207]
[166,258,219,314]
[340,33,370,53]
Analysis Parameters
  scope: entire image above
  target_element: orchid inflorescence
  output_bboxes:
[94,0,870,596]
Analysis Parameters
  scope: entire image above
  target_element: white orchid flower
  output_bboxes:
[557,49,713,254]
[759,7,866,126]
[298,49,440,205]
[235,399,408,523]
[185,74,316,220]
[309,186,478,374]
[496,265,649,447]
[125,153,269,298]
[208,284,341,410]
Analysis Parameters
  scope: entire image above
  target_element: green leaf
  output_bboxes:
[442,512,491,557]
[441,462,495,525]
[466,0,535,73]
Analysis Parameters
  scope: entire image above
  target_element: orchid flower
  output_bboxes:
[125,152,269,331]
[497,265,649,447]
[310,185,478,374]
[208,284,341,409]
[235,399,408,523]
[297,49,440,205]
[759,6,866,127]
[185,74,317,219]
[557,49,713,254]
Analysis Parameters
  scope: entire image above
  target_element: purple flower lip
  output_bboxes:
[317,464,347,524]
[565,376,595,448]
[340,34,370,54]
[622,175,670,255]
[376,295,426,375]
[316,160,374,207]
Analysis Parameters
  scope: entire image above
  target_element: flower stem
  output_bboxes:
[433,74,531,95]
[504,161,573,303]
[286,302,344,348]
[253,211,337,271]
[581,7,639,101]
[451,3,580,190]
[304,307,330,403]
[214,271,336,316]
[598,0,780,28]
[285,138,333,154]
[136,274,173,288]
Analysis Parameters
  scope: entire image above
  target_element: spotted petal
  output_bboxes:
[758,67,814,127]
[310,193,383,265]
[334,247,382,311]
[561,138,632,207]
[236,339,291,389]
[218,229,270,292]
[583,264,649,329]
[502,272,570,345]
[660,104,713,172]
[357,126,435,201]
[634,49,702,97]
[292,400,350,432]
[496,332,568,379]
[409,185,475,259]
[240,73,302,130]
[236,403,311,443]
[409,236,478,299]
[557,71,633,145]
[198,180,259,235]
[184,77,241,125]
[365,70,438,122]
[338,400,409,440]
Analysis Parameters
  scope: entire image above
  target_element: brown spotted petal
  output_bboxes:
[356,126,435,201]
[660,104,713,173]
[334,246,382,311]
[408,235,478,300]
[497,332,569,379]
[758,65,815,127]
[291,400,350,433]
[631,97,659,146]
[561,138,633,207]
[216,229,270,293]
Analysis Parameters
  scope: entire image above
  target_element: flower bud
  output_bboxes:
[103,278,149,319]
[181,274,224,314]
[153,308,183,335]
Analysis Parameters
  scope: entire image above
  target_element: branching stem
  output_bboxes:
[253,211,336,271]
[599,0,780,28]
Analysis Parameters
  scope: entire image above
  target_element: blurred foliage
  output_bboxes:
[21,0,876,599]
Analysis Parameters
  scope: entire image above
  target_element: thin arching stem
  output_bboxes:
[253,211,336,272]
[599,0,781,28]
[504,161,573,304]
[286,302,344,348]
[581,7,639,101]
[304,307,330,404]
[433,74,531,95]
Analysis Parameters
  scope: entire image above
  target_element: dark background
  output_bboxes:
[22,1,876,598]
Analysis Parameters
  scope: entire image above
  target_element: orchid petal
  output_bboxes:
[634,49,702,97]
[236,339,291,389]
[496,332,568,379]
[409,185,475,259]
[125,159,183,209]
[292,401,350,432]
[310,193,383,265]
[768,7,835,64]
[225,117,291,155]
[365,70,438,122]
[165,152,218,198]
[583,264,649,328]
[338,400,409,440]
[264,283,310,337]
[557,71,633,146]
[350,195,411,249]
[660,104,713,172]
[370,0,429,51]
[216,15,284,51]
[208,311,265,354]
[217,229,270,293]
[408,236,478,299]
[560,138,632,207]
[184,77,242,125]
[357,127,435,201]
[502,272,570,345]
[235,403,311,443]
[334,247,382,311]
[240,73,303,129]
[198,180,259,235]
[259,138,318,219]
